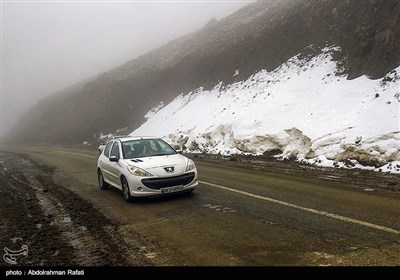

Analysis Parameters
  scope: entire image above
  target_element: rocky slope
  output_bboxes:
[5,0,400,145]
[132,46,400,172]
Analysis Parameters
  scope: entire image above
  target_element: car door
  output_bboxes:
[100,141,114,183]
[108,141,122,188]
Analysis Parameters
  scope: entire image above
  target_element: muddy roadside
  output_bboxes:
[0,152,151,266]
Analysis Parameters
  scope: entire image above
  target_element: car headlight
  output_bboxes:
[185,159,195,172]
[127,166,153,177]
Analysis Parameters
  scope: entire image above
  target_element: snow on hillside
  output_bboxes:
[131,46,400,173]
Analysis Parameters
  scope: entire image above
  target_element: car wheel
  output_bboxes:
[98,169,109,190]
[122,177,134,203]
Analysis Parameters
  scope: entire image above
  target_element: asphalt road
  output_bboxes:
[3,146,400,265]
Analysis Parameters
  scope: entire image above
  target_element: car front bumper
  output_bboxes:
[127,171,198,197]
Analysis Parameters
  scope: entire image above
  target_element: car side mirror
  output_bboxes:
[109,156,119,162]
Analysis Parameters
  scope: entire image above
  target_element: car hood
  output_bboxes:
[121,154,188,176]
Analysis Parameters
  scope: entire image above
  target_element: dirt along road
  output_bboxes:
[1,145,399,266]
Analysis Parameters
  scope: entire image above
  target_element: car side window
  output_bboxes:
[104,141,113,158]
[110,142,120,159]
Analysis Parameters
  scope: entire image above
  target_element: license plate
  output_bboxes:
[160,185,184,194]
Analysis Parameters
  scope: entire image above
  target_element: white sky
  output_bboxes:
[1,0,254,137]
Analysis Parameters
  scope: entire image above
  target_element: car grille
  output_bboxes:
[141,172,196,190]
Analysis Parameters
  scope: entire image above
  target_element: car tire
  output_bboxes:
[97,169,109,190]
[122,177,134,203]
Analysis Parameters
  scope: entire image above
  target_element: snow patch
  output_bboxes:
[132,46,400,173]
[98,127,129,142]
[145,102,165,119]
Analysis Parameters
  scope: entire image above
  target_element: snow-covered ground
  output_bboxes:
[131,46,400,173]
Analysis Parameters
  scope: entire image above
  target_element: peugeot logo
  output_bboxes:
[164,167,174,173]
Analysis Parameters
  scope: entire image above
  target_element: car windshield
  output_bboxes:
[121,139,177,159]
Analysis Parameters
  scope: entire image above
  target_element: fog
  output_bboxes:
[1,0,254,138]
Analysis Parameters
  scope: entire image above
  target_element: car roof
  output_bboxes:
[117,136,157,142]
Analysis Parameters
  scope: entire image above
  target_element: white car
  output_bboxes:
[97,136,198,202]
